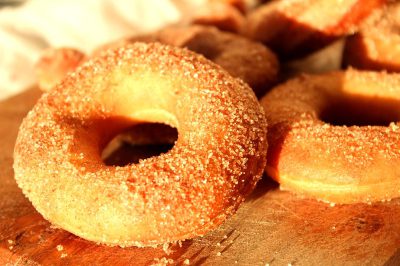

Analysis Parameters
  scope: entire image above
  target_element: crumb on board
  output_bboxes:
[7,240,14,250]
[151,257,174,266]
[177,240,183,248]
[162,243,173,255]
[56,245,63,251]
[183,258,190,265]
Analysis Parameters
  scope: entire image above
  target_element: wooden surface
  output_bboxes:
[1,88,400,266]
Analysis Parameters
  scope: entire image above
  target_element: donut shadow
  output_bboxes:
[247,173,279,202]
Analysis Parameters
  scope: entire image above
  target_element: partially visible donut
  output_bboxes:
[344,2,400,72]
[40,26,279,97]
[243,0,386,59]
[14,43,267,247]
[192,1,245,33]
[260,69,400,204]
[100,25,279,97]
[36,48,86,91]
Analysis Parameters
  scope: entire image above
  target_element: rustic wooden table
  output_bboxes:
[1,88,400,265]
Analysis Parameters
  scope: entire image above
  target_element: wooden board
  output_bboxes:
[1,88,400,266]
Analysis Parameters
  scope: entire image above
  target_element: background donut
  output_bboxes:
[260,69,400,204]
[243,0,386,60]
[343,2,400,72]
[38,25,279,98]
[116,25,279,97]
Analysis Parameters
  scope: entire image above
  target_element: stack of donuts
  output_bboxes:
[14,0,400,247]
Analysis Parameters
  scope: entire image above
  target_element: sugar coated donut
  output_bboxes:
[14,43,267,247]
[100,25,279,97]
[344,2,400,72]
[243,0,386,59]
[36,47,86,91]
[261,69,400,204]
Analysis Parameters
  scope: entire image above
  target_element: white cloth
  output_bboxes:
[0,0,205,100]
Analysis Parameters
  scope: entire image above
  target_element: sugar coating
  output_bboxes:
[14,43,267,247]
[261,69,400,204]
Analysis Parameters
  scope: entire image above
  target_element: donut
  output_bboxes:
[260,69,400,204]
[243,0,386,59]
[344,2,400,72]
[192,1,245,33]
[97,25,279,97]
[14,43,267,247]
[36,47,86,91]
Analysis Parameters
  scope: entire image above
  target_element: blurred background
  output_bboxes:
[0,0,207,100]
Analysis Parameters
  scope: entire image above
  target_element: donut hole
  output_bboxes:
[102,123,178,166]
[320,96,400,126]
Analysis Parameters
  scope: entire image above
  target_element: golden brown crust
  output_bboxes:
[243,0,386,59]
[36,48,86,91]
[99,25,279,97]
[260,69,400,204]
[14,43,267,247]
[344,2,400,72]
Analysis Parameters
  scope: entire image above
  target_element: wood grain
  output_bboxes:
[1,88,400,266]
